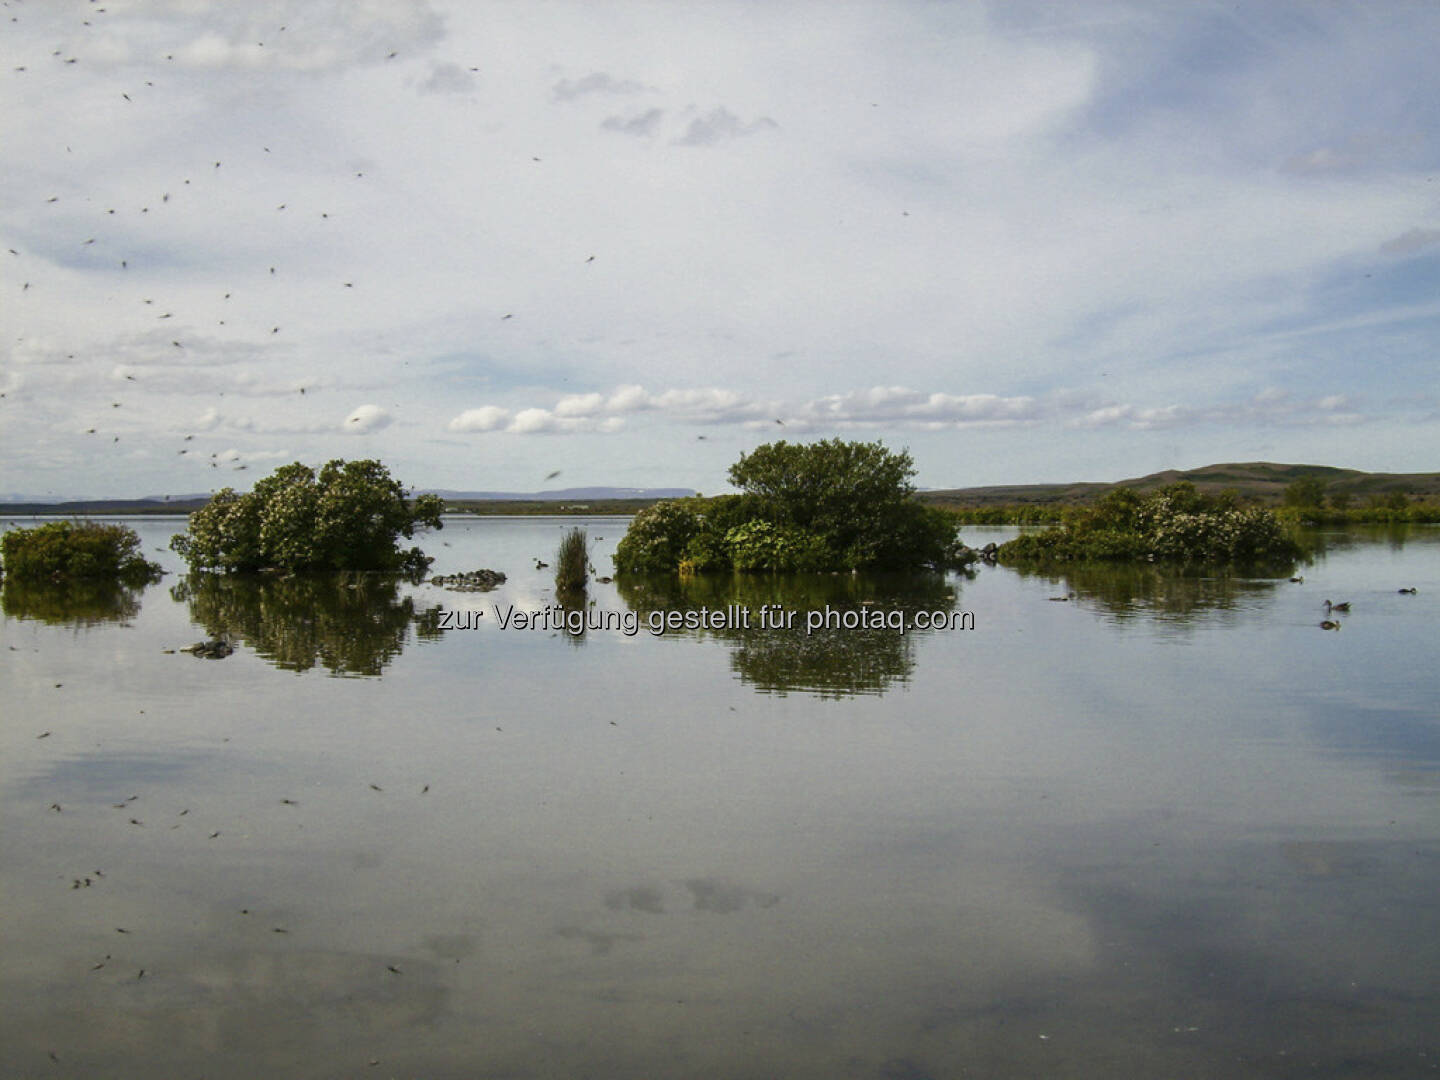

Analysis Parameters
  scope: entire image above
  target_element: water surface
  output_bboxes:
[3,517,1438,1078]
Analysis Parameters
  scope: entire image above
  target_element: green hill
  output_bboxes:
[922,462,1440,508]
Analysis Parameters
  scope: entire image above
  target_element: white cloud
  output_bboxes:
[448,406,510,432]
[343,404,392,433]
[509,408,560,434]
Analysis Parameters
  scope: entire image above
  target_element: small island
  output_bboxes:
[613,439,975,574]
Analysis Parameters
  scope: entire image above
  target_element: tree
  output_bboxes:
[171,459,443,573]
[726,439,948,569]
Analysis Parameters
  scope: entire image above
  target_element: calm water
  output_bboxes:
[3,517,1438,1079]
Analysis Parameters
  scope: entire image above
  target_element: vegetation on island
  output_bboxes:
[997,482,1303,565]
[613,439,971,574]
[0,520,162,583]
[170,459,443,574]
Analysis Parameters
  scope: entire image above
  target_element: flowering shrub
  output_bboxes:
[612,500,703,573]
[998,483,1302,565]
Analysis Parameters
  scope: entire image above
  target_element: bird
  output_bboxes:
[1319,619,1341,631]
[1324,600,1350,613]
[1289,576,1304,583]
[1398,587,1418,594]
[544,470,561,481]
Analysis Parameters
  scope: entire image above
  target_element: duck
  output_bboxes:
[1319,620,1341,631]
[1289,575,1304,584]
[1324,600,1350,613]
[1398,587,1418,595]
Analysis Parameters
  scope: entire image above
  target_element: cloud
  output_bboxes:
[448,405,510,432]
[509,407,561,434]
[552,72,648,103]
[601,108,665,138]
[1069,390,1369,431]
[419,62,476,95]
[1379,227,1440,256]
[796,387,1042,427]
[553,392,605,417]
[673,108,778,147]
[98,2,449,74]
[343,404,392,433]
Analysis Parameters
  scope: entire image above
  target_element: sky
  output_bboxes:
[3,0,1439,500]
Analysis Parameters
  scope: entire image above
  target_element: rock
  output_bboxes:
[430,568,507,592]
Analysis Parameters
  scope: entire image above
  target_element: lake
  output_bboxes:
[3,516,1438,1078]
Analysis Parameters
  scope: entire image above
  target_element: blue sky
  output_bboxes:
[3,1,1438,499]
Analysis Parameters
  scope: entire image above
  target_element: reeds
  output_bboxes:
[554,527,588,593]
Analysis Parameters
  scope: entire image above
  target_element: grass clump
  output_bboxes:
[555,527,589,592]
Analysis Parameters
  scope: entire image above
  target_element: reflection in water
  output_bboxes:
[1007,561,1282,625]
[616,571,968,697]
[170,572,442,677]
[1,575,145,626]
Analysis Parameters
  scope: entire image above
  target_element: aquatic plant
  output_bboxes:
[555,526,589,592]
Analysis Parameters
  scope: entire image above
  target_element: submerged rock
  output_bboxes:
[430,568,507,592]
[181,638,233,659]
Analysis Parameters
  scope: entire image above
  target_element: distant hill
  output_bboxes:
[922,462,1440,507]
[425,487,695,502]
[1,487,697,517]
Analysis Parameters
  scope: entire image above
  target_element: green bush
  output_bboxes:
[614,440,971,575]
[999,482,1302,565]
[612,500,704,573]
[171,459,443,573]
[1,520,162,583]
[724,520,835,571]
